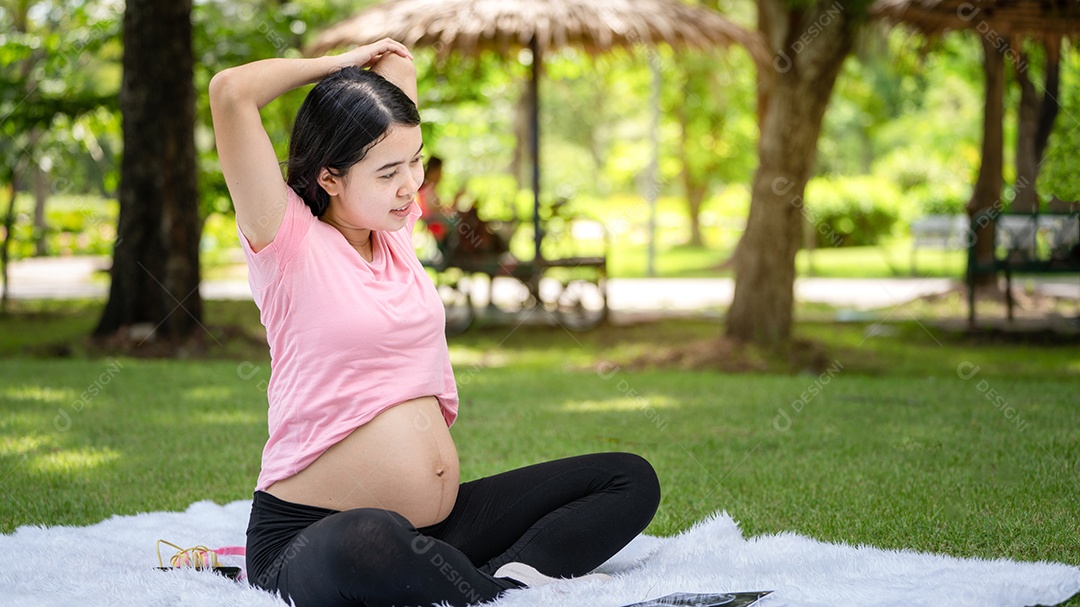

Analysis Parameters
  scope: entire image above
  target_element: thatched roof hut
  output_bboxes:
[872,0,1080,38]
[307,0,769,65]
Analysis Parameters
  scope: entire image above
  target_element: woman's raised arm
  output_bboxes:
[208,39,413,251]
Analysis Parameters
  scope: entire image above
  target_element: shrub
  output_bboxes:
[803,176,902,248]
[906,181,969,217]
[871,145,972,222]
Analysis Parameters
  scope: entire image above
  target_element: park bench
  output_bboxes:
[910,214,967,275]
[966,198,1080,324]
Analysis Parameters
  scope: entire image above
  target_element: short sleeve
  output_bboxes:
[238,187,316,289]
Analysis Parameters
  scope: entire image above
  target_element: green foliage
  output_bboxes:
[805,175,902,247]
[1037,47,1080,203]
[872,147,971,218]
[902,181,970,216]
[0,2,119,129]
[819,29,904,176]
[799,28,985,269]
[199,211,243,268]
[0,0,120,195]
[4,193,117,257]
[419,52,525,153]
[827,30,983,186]
[664,47,759,190]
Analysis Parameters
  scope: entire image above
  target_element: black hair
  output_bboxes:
[286,66,421,217]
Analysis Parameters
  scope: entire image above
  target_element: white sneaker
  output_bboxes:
[494,561,612,588]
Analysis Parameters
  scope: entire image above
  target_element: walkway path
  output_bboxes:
[3,256,1078,314]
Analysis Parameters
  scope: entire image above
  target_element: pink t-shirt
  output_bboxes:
[239,187,458,492]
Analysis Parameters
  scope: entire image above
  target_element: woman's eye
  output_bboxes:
[380,171,398,180]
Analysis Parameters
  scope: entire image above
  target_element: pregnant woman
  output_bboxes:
[209,38,660,607]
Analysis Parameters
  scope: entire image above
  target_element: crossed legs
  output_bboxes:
[249,452,661,607]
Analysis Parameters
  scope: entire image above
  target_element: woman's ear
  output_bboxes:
[317,168,343,197]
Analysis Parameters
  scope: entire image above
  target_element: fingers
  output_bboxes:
[367,38,413,61]
[330,39,414,73]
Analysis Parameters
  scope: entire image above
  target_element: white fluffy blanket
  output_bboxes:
[2,500,1077,607]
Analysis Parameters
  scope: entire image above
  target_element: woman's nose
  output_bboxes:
[399,172,421,197]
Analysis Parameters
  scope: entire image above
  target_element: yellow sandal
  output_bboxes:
[156,539,243,580]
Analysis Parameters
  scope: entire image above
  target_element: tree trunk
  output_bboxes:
[511,84,527,191]
[3,152,30,316]
[1035,38,1060,163]
[676,97,707,248]
[95,0,202,341]
[32,173,47,256]
[727,0,855,345]
[1,180,16,315]
[1014,47,1039,213]
[1015,38,1062,213]
[29,128,49,256]
[686,181,706,247]
[966,35,1005,289]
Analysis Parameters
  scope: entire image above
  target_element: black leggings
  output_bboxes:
[246,452,660,607]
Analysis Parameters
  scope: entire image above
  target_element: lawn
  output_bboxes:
[0,300,1078,603]
[599,238,965,279]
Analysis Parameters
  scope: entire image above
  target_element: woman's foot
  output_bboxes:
[494,562,612,588]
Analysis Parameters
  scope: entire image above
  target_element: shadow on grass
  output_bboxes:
[0,358,265,532]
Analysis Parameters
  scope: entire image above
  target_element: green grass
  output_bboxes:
[606,243,732,278]
[0,301,1078,604]
[0,300,103,357]
[603,238,967,279]
[798,238,967,279]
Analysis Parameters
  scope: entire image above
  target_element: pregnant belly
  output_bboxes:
[265,396,460,528]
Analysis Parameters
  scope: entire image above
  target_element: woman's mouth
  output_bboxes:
[391,201,412,216]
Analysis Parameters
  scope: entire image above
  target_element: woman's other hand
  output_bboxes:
[336,38,413,71]
[366,43,419,106]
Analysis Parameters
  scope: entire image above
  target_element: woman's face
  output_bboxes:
[320,125,424,232]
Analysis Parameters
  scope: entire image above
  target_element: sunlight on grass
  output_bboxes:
[182,386,235,402]
[1,386,77,404]
[30,447,121,474]
[560,394,680,413]
[0,435,50,457]
[450,347,512,369]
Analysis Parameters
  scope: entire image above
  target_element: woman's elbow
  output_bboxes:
[208,68,240,109]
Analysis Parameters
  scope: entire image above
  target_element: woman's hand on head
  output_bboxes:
[336,38,413,71]
[368,45,419,106]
